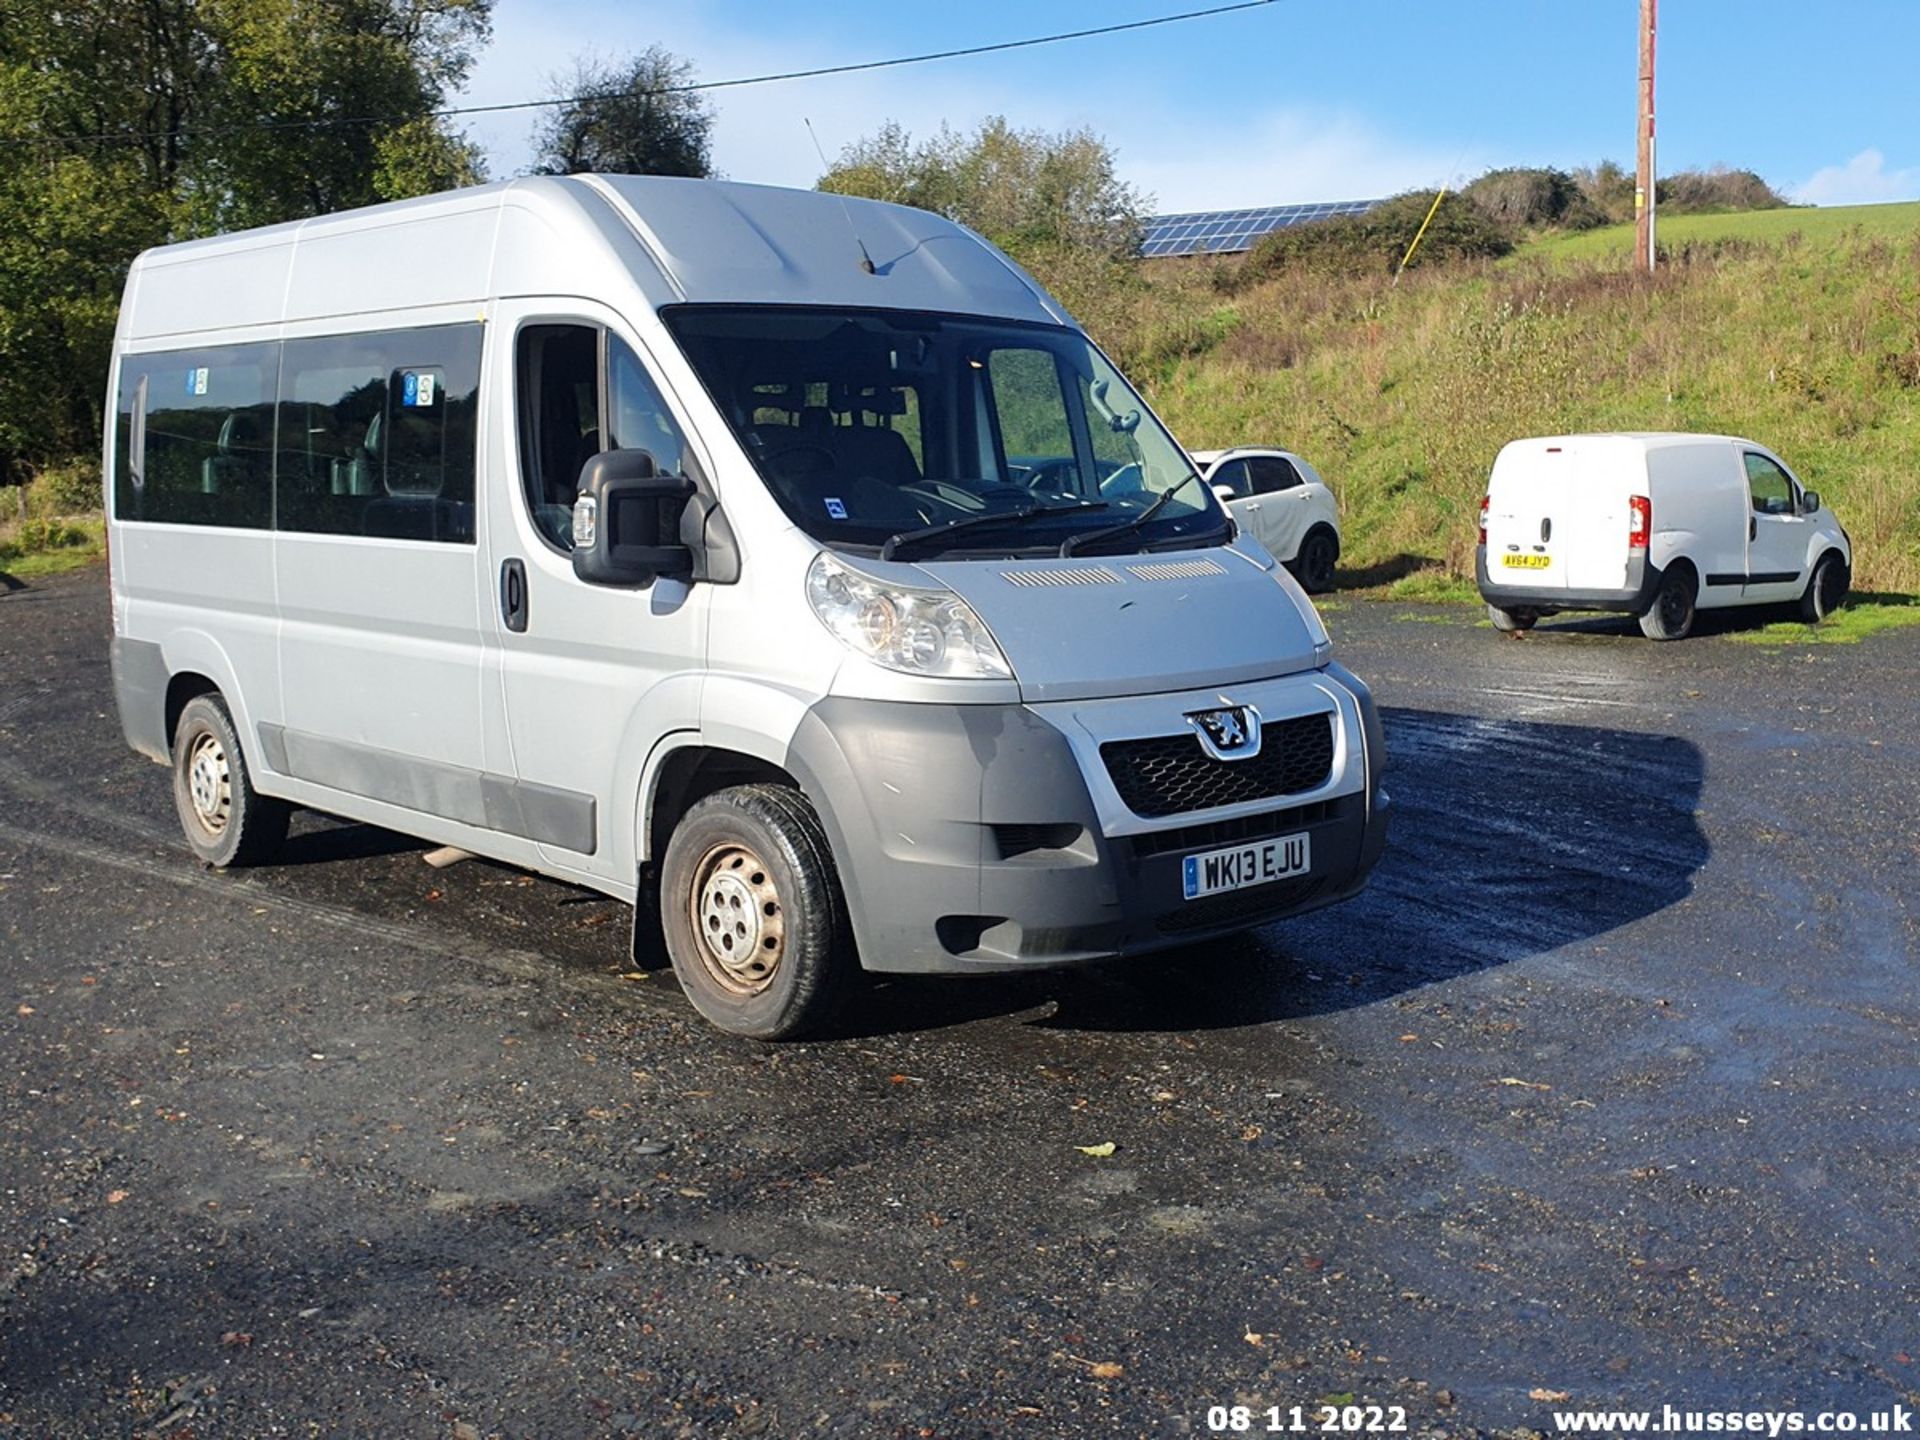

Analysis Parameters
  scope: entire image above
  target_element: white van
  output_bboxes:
[1478,433,1852,640]
[103,176,1389,1038]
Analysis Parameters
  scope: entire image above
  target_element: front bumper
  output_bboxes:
[784,665,1389,975]
[1477,545,1659,614]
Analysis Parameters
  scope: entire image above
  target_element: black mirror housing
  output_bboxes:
[1801,490,1821,514]
[571,449,697,587]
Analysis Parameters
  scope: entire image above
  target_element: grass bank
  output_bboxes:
[0,464,106,581]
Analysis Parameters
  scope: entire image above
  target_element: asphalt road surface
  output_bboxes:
[3,566,1917,1439]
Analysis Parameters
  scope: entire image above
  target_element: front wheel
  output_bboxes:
[1638,565,1697,641]
[1487,603,1537,633]
[659,784,852,1040]
[170,693,291,867]
[1799,552,1850,623]
[1291,528,1340,594]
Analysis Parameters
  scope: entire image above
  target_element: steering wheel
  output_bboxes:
[1022,457,1080,496]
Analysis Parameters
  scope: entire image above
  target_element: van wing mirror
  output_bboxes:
[571,449,697,588]
[1212,483,1238,505]
[1800,490,1821,514]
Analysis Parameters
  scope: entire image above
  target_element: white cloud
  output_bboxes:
[1793,149,1920,207]
[454,1,1472,213]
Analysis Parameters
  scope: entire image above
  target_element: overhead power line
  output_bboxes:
[27,0,1278,150]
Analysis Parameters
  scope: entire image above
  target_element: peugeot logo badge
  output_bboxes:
[1187,703,1262,761]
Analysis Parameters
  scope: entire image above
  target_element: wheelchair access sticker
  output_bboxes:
[824,498,848,520]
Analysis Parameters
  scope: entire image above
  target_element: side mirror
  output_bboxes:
[1801,490,1821,515]
[1212,483,1239,505]
[571,449,696,588]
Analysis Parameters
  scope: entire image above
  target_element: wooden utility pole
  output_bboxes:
[1636,0,1658,273]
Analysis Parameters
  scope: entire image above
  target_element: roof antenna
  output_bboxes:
[805,116,876,275]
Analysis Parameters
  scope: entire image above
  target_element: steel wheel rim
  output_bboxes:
[688,841,785,996]
[186,730,232,837]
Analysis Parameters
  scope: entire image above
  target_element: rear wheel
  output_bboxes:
[1487,603,1537,633]
[1638,564,1697,641]
[659,784,852,1040]
[170,693,290,867]
[1799,551,1850,623]
[1291,527,1340,594]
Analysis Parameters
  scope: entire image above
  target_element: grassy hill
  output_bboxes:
[1071,202,1920,595]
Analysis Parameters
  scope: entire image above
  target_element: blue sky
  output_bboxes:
[457,1,1920,212]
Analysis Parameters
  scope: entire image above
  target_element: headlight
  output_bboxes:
[806,552,1012,679]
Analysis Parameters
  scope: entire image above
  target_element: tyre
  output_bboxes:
[1638,564,1697,641]
[170,693,290,868]
[659,783,852,1040]
[1487,603,1537,633]
[1291,528,1340,594]
[1799,551,1850,623]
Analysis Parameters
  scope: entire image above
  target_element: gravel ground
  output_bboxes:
[2,565,1916,1438]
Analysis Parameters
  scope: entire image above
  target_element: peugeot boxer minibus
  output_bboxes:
[105,175,1389,1037]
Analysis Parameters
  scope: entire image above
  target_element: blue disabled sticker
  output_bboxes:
[1182,855,1199,899]
[824,497,848,520]
[402,372,419,407]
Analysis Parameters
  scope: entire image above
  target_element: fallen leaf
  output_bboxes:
[1495,1076,1553,1092]
[14,1004,33,1016]
[106,1190,129,1204]
[220,1331,252,1349]
[1075,1142,1116,1158]
[424,889,443,902]
[1240,1125,1263,1142]
[1243,1328,1266,1348]
[81,975,97,986]
[616,971,649,982]
[1399,1033,1419,1043]
[1531,1388,1571,1403]
[677,1188,708,1199]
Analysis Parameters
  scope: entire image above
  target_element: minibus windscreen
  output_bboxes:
[663,307,1227,557]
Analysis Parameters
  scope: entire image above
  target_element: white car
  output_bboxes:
[1478,433,1853,641]
[1191,448,1342,592]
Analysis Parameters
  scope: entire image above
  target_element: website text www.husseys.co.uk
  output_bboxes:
[1553,1407,1914,1435]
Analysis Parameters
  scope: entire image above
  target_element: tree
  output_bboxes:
[530,48,714,178]
[0,0,492,478]
[817,117,1149,263]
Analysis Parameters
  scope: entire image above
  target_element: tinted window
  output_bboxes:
[114,344,278,528]
[276,324,481,543]
[1209,459,1252,499]
[1247,455,1302,494]
[1743,453,1795,516]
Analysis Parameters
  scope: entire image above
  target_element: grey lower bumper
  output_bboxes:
[111,635,171,764]
[785,677,1388,976]
[1477,545,1659,614]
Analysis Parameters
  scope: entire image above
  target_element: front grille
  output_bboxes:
[1101,713,1335,818]
[1125,796,1345,860]
[1157,875,1325,934]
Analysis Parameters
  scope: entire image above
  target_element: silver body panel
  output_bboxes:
[105,176,1384,972]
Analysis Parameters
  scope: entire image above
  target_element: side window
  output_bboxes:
[607,335,690,479]
[516,328,693,552]
[1743,453,1796,516]
[516,324,601,550]
[113,344,277,529]
[1247,455,1302,494]
[276,324,480,543]
[1209,459,1252,499]
[986,348,1082,496]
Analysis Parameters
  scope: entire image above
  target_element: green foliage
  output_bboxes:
[1462,167,1605,231]
[1658,167,1788,213]
[0,0,493,479]
[818,117,1148,263]
[35,460,104,514]
[531,47,715,178]
[1232,191,1514,287]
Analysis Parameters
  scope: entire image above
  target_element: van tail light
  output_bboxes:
[1478,495,1489,547]
[1628,495,1652,551]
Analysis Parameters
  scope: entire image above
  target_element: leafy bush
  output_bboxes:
[35,462,102,515]
[1232,191,1513,287]
[1657,167,1789,213]
[1462,168,1605,231]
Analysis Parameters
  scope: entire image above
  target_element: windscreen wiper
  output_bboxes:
[1059,471,1207,556]
[880,500,1107,561]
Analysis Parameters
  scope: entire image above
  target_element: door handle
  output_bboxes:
[500,558,529,633]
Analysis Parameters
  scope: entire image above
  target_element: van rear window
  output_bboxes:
[113,344,277,529]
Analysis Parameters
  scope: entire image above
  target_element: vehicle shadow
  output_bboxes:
[1333,553,1443,591]
[834,706,1709,1038]
[275,813,433,866]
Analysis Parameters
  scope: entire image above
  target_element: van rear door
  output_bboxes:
[1485,439,1631,594]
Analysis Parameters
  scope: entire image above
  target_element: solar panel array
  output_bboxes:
[1139,199,1381,258]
